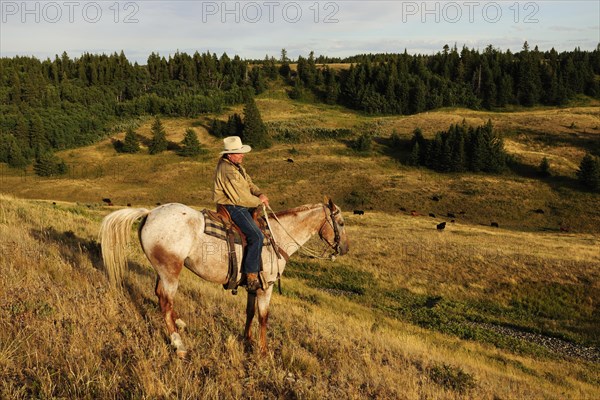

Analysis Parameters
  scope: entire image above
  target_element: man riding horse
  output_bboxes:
[213,136,269,292]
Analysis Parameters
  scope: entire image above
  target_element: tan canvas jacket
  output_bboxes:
[213,157,263,208]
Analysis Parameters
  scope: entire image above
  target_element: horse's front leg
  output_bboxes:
[244,291,257,347]
[256,285,274,355]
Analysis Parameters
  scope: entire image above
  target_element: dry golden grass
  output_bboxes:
[1,86,599,398]
[1,194,599,399]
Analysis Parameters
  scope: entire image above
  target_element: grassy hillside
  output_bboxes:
[0,195,599,399]
[1,94,599,233]
[0,89,599,397]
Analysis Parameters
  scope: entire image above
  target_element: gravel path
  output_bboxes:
[471,322,600,363]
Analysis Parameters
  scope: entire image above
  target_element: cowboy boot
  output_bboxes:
[245,273,261,292]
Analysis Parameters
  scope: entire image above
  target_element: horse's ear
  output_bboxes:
[323,195,330,205]
[327,197,335,210]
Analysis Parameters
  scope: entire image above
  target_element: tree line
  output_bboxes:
[1,43,599,175]
[292,43,600,114]
[0,50,262,170]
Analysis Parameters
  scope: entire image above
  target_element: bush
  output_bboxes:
[428,363,476,394]
[351,132,373,152]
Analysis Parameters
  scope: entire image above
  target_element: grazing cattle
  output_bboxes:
[411,210,420,216]
[431,196,440,202]
[491,222,499,228]
[353,210,364,215]
[436,222,446,230]
[102,198,112,204]
[450,220,455,223]
[127,203,132,207]
[287,158,294,163]
[156,202,161,206]
[400,207,407,212]
[429,213,436,218]
[459,211,466,215]
[447,212,456,218]
[534,209,545,214]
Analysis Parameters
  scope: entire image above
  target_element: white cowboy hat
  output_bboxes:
[220,136,252,154]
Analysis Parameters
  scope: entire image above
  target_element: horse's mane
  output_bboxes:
[273,203,323,218]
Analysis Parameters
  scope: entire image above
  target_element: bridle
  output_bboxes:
[318,204,342,256]
[265,203,343,260]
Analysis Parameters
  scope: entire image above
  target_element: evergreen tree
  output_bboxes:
[178,128,202,157]
[34,152,67,176]
[149,116,168,154]
[121,127,140,153]
[576,153,600,192]
[242,97,271,149]
[7,137,28,168]
[0,134,28,168]
[538,157,551,177]
[29,114,48,157]
[408,141,421,166]
[279,48,291,78]
[288,77,305,100]
[324,67,340,104]
[226,113,244,136]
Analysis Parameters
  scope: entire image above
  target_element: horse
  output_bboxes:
[100,197,349,356]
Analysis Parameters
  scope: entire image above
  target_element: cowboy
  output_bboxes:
[213,136,269,292]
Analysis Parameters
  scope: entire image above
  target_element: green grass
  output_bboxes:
[284,259,600,356]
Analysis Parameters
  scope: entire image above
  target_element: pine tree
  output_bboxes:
[242,97,271,149]
[408,141,421,166]
[121,127,140,153]
[34,152,67,176]
[7,138,28,168]
[576,153,600,192]
[178,128,202,157]
[538,157,551,177]
[149,116,168,154]
[0,134,28,168]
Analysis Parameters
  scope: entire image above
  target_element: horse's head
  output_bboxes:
[319,197,349,256]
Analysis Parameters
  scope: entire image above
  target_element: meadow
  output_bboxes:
[1,92,599,398]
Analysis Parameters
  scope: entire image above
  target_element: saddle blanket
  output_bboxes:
[202,210,270,246]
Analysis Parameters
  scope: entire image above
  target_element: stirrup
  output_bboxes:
[246,279,261,292]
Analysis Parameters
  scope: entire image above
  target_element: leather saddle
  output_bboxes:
[204,205,287,293]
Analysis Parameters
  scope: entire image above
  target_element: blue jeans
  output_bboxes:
[224,205,264,274]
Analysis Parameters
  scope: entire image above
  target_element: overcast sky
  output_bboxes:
[1,1,599,63]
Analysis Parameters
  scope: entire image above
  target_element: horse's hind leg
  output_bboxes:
[244,292,257,349]
[155,275,187,358]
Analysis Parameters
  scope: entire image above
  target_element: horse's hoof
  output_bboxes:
[176,349,188,359]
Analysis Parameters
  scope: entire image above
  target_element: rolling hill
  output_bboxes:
[1,92,599,398]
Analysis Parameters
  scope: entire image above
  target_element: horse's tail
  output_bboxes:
[100,207,150,287]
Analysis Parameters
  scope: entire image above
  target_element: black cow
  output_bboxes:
[447,212,456,218]
[436,222,446,230]
[102,198,112,204]
[491,222,499,228]
[429,213,436,218]
[353,210,364,215]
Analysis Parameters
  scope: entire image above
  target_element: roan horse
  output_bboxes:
[100,198,349,356]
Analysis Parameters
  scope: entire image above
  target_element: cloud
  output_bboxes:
[1,0,598,63]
